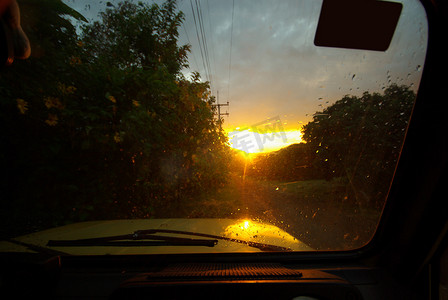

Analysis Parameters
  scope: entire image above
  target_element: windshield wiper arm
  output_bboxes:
[135,229,292,252]
[47,233,217,248]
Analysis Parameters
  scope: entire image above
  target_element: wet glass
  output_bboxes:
[0,0,428,252]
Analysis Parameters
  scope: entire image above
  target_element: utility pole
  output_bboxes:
[212,90,229,129]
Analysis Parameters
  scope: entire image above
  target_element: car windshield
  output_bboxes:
[0,0,427,253]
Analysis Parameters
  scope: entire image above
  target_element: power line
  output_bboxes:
[205,0,218,95]
[195,0,214,94]
[189,0,218,98]
[227,0,235,103]
[189,0,210,84]
[182,23,200,73]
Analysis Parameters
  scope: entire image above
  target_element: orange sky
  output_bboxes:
[225,126,303,154]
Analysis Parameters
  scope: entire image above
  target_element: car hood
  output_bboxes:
[0,218,312,255]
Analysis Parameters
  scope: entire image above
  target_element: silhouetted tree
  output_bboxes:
[301,84,415,208]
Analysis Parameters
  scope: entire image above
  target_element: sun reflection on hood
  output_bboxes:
[223,220,311,251]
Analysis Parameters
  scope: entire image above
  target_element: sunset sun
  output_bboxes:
[226,128,303,155]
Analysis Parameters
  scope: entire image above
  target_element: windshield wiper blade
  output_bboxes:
[47,229,291,252]
[47,233,217,248]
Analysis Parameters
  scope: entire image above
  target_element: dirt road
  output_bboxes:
[183,173,381,250]
[228,175,381,250]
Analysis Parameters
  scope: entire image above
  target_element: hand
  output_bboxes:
[1,0,31,65]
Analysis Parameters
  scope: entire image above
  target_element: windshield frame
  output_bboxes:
[0,0,434,259]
